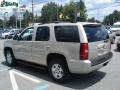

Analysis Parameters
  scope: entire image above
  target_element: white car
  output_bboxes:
[1,32,12,39]
[107,30,116,44]
[110,22,120,36]
[4,22,112,82]
[1,29,20,39]
[1,30,10,39]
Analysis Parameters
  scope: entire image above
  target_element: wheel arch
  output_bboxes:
[47,53,69,69]
[4,47,13,55]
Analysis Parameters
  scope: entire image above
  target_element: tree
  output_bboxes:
[7,15,16,28]
[41,0,87,23]
[41,2,58,23]
[77,0,87,21]
[87,17,101,23]
[5,10,33,28]
[62,0,87,22]
[87,17,95,22]
[23,10,33,27]
[103,10,120,25]
[62,1,76,22]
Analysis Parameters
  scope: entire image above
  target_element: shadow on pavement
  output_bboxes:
[61,71,106,89]
[1,61,106,90]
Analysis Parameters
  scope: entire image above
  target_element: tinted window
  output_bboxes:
[19,27,33,41]
[35,27,50,41]
[84,25,108,42]
[54,26,80,42]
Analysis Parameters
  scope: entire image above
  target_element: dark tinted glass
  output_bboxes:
[84,25,108,42]
[54,26,80,42]
[35,27,50,41]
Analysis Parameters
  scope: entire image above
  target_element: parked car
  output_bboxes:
[1,29,20,39]
[4,22,112,82]
[116,30,120,36]
[105,25,111,30]
[0,28,5,38]
[7,29,23,39]
[1,29,10,39]
[105,26,116,44]
[107,29,116,44]
[117,38,120,50]
[110,22,120,36]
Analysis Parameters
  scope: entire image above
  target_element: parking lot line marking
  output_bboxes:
[34,83,49,90]
[9,70,19,90]
[9,70,41,90]
[11,70,41,83]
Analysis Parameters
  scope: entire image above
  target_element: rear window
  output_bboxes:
[54,26,80,43]
[84,25,108,42]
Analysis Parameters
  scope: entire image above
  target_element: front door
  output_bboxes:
[14,27,34,62]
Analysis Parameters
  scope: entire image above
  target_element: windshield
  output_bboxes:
[4,30,10,33]
[10,30,14,33]
[112,25,120,28]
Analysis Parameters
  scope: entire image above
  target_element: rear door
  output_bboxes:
[31,26,50,65]
[83,24,111,66]
[54,25,80,62]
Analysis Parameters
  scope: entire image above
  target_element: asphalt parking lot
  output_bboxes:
[0,37,120,90]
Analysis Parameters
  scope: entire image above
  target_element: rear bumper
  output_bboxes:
[68,52,112,74]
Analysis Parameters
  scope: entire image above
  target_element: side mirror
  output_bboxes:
[13,34,19,40]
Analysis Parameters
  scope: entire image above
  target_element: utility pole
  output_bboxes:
[113,18,115,24]
[16,14,17,29]
[57,4,59,21]
[32,0,34,24]
[1,14,4,29]
[20,19,21,29]
[14,8,18,29]
[74,3,77,22]
[4,12,8,29]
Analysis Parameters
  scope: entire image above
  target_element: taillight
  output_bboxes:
[80,43,89,60]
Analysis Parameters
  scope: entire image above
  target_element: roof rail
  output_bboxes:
[46,21,71,24]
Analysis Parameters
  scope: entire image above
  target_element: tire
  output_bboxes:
[48,58,70,83]
[5,35,8,39]
[5,50,16,67]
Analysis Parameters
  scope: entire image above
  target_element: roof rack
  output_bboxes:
[46,21,71,24]
[32,21,72,26]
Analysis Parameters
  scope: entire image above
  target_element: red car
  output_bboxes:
[117,38,120,50]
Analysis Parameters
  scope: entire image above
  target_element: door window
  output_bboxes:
[19,27,34,41]
[35,26,50,41]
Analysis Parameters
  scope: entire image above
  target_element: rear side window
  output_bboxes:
[84,25,108,42]
[35,26,50,41]
[54,26,80,43]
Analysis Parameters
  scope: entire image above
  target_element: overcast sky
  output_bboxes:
[0,0,120,21]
